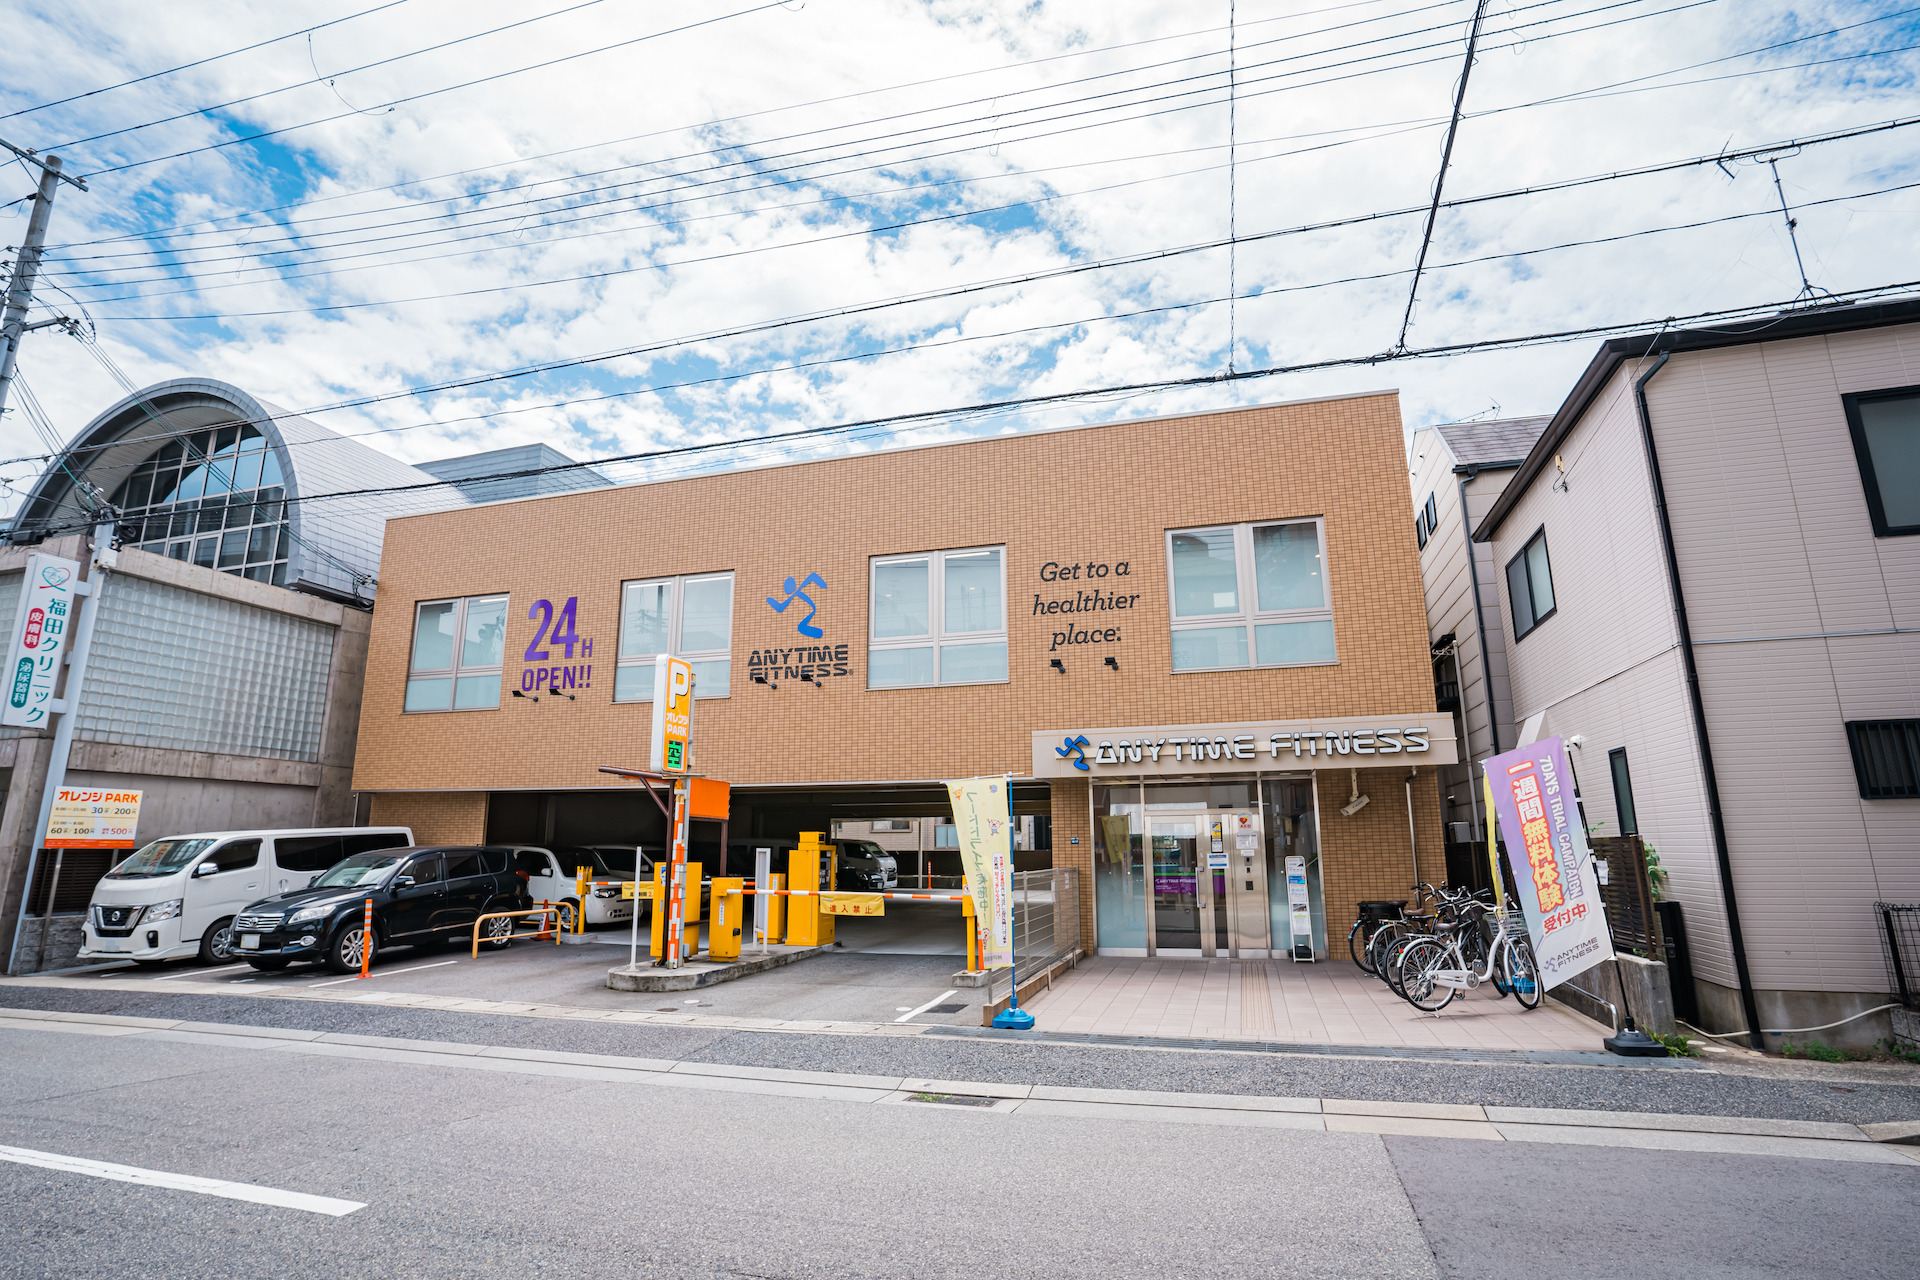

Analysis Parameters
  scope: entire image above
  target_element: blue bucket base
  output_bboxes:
[992,1007,1036,1030]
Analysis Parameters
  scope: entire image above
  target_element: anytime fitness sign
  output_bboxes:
[1029,717,1455,777]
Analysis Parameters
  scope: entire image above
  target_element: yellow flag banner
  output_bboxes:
[820,893,885,916]
[1483,769,1504,909]
[947,776,1015,968]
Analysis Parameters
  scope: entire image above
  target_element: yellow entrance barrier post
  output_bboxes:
[709,877,744,960]
[962,893,977,972]
[574,866,591,934]
[650,862,702,959]
[784,833,835,947]
[764,872,786,943]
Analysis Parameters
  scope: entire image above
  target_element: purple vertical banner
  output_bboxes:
[1484,734,1613,990]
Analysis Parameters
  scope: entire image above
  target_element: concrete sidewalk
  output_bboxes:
[1024,955,1613,1052]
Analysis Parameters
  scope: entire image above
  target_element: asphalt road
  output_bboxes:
[3,1020,1915,1279]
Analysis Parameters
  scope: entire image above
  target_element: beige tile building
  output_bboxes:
[352,394,1454,961]
[1474,298,1920,1048]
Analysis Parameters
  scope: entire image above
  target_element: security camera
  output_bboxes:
[1340,794,1370,817]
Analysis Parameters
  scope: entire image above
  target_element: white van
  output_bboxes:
[78,827,414,967]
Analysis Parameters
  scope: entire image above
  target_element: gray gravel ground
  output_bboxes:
[6,985,1918,1125]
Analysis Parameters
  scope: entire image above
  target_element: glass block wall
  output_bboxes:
[110,424,291,587]
[0,572,18,740]
[78,573,337,762]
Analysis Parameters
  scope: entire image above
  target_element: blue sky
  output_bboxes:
[2,0,1917,511]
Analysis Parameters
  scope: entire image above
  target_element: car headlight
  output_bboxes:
[288,906,332,924]
[143,899,183,923]
[593,887,621,898]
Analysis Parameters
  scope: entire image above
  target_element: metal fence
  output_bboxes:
[1877,902,1920,1009]
[985,868,1081,1006]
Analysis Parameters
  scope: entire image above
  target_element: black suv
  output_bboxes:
[231,845,530,973]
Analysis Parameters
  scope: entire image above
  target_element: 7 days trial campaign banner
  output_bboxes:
[1486,735,1613,990]
[946,776,1014,968]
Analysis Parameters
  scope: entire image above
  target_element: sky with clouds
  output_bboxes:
[2,0,1917,514]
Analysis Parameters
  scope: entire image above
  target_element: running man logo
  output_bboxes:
[1055,734,1091,771]
[766,573,827,638]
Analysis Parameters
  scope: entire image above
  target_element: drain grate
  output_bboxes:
[908,1092,999,1108]
[928,1003,966,1014]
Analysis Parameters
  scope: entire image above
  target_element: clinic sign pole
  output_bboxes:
[650,655,695,967]
[5,533,114,975]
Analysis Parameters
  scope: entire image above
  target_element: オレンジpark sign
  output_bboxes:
[1030,717,1458,778]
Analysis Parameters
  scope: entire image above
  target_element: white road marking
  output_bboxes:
[153,963,251,981]
[308,960,457,988]
[0,1144,366,1216]
[895,990,960,1024]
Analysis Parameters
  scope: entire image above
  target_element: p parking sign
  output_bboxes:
[648,654,694,774]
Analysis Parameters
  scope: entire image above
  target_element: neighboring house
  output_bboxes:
[0,379,597,972]
[1407,416,1549,886]
[1473,298,1920,1049]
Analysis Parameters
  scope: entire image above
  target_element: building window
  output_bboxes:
[1844,720,1920,798]
[1424,492,1438,531]
[1167,519,1334,672]
[1842,386,1920,537]
[872,820,912,832]
[869,547,1007,688]
[934,824,959,848]
[1609,748,1638,835]
[406,595,507,712]
[1505,527,1556,640]
[1415,513,1429,550]
[109,424,291,586]
[614,573,734,700]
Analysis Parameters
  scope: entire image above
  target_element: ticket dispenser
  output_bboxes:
[1225,812,1271,956]
[649,862,703,959]
[709,878,744,960]
[784,832,836,946]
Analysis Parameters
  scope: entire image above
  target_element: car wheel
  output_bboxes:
[324,921,374,974]
[246,957,291,972]
[198,917,238,965]
[480,914,515,950]
[556,898,580,931]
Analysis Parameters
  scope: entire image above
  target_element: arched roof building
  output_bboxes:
[9,378,469,603]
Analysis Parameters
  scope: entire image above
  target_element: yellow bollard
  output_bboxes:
[650,862,703,959]
[764,872,786,943]
[962,893,977,972]
[709,878,744,960]
[785,834,833,946]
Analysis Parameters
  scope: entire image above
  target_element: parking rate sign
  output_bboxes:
[2,553,81,729]
[1485,735,1614,990]
[648,655,694,773]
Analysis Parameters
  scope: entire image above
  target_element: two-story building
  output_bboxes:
[1472,298,1920,1049]
[350,393,1456,961]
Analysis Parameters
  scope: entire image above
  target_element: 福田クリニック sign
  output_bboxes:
[648,655,694,773]
[46,788,142,848]
[2,553,81,729]
[1485,735,1613,990]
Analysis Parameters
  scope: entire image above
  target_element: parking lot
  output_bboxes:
[59,901,988,1027]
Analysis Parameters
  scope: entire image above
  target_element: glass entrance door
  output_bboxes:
[1147,811,1270,957]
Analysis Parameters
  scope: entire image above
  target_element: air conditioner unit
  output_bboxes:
[1447,821,1474,845]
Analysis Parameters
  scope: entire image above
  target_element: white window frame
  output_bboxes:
[868,545,1008,689]
[871,819,912,832]
[405,594,508,713]
[1164,519,1336,672]
[614,572,734,700]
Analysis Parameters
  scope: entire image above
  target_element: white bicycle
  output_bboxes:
[1397,900,1541,1013]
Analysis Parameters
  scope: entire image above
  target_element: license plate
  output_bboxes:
[100,943,123,953]
[240,935,260,950]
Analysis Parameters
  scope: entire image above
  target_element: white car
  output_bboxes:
[833,839,899,890]
[505,845,649,930]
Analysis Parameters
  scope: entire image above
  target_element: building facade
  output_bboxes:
[352,394,1454,960]
[1406,417,1548,886]
[1474,299,1920,1047]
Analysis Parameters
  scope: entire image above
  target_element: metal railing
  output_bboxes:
[1877,902,1920,1008]
[985,868,1080,1006]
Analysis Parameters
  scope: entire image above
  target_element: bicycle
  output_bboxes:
[1398,900,1541,1013]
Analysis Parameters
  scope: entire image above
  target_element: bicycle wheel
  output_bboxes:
[1348,919,1374,972]
[1380,933,1424,999]
[1398,939,1456,1011]
[1503,936,1542,1010]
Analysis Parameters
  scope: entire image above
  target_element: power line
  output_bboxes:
[0,0,417,123]
[25,171,1920,475]
[1397,0,1490,350]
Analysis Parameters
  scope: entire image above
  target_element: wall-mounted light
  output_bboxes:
[1049,658,1065,673]
[753,673,777,690]
[1104,656,1119,671]
[512,689,539,703]
[548,687,575,702]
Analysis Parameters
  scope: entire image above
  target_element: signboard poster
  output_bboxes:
[1486,735,1613,989]
[1285,855,1312,958]
[648,655,694,773]
[2,553,80,729]
[946,776,1014,968]
[47,788,142,848]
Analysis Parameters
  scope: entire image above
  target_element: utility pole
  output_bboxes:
[0,139,89,426]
